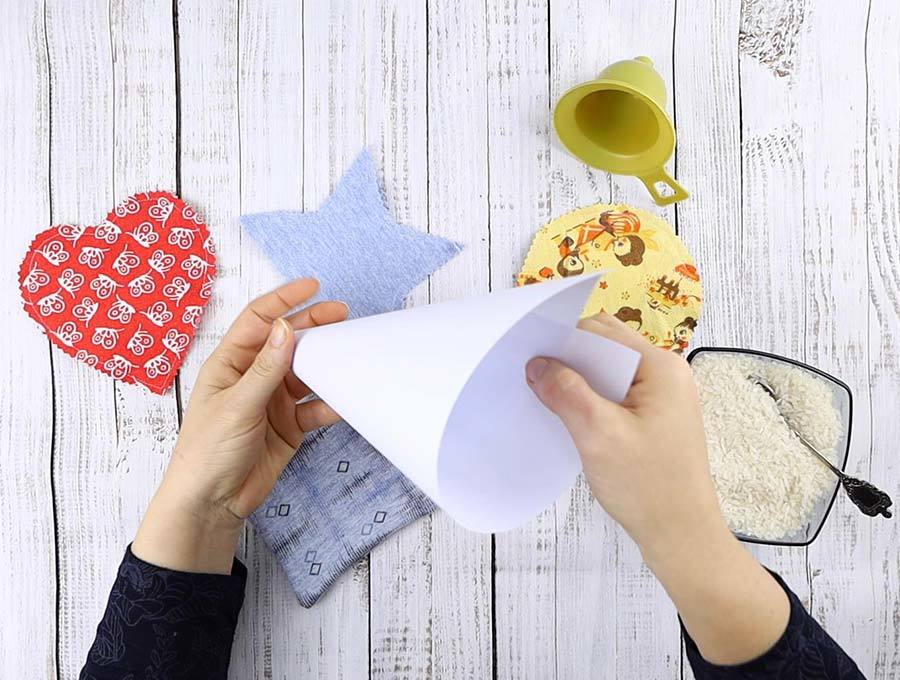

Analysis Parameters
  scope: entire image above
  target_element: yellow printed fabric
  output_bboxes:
[517,204,702,353]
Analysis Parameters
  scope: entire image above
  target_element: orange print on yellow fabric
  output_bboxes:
[517,204,703,353]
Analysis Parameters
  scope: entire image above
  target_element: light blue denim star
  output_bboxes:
[242,150,462,318]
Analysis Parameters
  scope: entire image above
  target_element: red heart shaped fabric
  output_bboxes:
[18,191,216,394]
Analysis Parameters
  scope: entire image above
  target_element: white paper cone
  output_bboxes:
[292,273,640,533]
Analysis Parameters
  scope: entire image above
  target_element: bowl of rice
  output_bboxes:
[687,347,852,546]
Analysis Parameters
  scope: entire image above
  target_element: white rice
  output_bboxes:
[691,352,843,541]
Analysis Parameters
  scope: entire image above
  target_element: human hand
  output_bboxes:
[525,313,729,563]
[133,278,348,573]
[525,314,790,665]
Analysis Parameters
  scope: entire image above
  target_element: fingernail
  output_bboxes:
[270,318,289,347]
[526,358,549,384]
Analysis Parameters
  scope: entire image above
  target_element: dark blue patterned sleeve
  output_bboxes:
[683,570,865,679]
[79,545,247,680]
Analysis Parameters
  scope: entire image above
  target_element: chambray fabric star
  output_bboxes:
[240,150,461,606]
[241,150,462,319]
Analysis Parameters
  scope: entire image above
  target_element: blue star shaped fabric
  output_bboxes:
[241,150,461,606]
[242,150,462,319]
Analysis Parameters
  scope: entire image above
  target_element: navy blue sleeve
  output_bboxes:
[79,545,247,680]
[683,570,865,679]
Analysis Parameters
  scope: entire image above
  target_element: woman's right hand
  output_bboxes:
[525,313,790,666]
[525,312,730,563]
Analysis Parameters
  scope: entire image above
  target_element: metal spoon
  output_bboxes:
[749,374,893,519]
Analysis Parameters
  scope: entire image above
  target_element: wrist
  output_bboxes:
[639,512,738,576]
[640,513,790,666]
[133,478,244,575]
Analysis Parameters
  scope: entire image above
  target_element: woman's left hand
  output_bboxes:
[133,278,348,573]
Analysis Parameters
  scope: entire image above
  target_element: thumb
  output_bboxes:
[526,357,621,444]
[232,318,295,411]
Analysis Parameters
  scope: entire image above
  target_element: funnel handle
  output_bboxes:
[639,168,690,206]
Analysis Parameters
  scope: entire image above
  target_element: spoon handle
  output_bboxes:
[749,375,893,519]
[795,430,894,518]
[841,476,894,518]
[794,431,846,478]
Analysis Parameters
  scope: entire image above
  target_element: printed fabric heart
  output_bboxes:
[18,191,216,394]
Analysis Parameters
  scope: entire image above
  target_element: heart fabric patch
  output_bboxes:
[18,191,216,394]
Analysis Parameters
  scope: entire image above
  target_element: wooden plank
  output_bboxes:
[546,4,618,677]
[6,3,897,677]
[43,1,121,675]
[797,3,875,674]
[108,0,180,573]
[0,1,56,676]
[173,1,258,677]
[363,2,437,678]
[232,0,306,677]
[424,1,494,678]
[296,1,372,677]
[174,0,241,406]
[561,2,683,678]
[866,4,900,677]
[606,0,684,669]
[303,0,368,207]
[485,2,556,678]
[547,1,681,678]
[673,0,742,349]
[672,2,741,677]
[367,0,495,677]
[734,0,810,638]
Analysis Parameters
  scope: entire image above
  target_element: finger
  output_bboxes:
[284,371,311,400]
[284,299,350,331]
[578,312,651,354]
[295,399,342,433]
[230,318,296,412]
[282,300,350,400]
[577,313,668,382]
[266,382,305,450]
[525,356,624,444]
[222,278,320,351]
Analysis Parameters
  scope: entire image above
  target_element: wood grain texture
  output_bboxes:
[735,0,809,630]
[673,3,741,677]
[3,1,900,677]
[544,2,619,667]
[866,4,900,678]
[597,4,683,679]
[44,1,122,676]
[173,2,248,678]
[485,2,556,679]
[299,2,372,677]
[547,1,683,678]
[674,0,742,351]
[797,3,875,674]
[109,0,180,577]
[364,2,435,679]
[233,0,305,677]
[425,1,494,678]
[0,1,56,677]
[175,0,241,409]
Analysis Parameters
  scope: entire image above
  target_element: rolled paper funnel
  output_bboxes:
[292,274,640,532]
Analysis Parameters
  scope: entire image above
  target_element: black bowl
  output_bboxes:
[686,346,853,547]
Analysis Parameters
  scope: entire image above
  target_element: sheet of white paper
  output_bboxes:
[292,273,640,532]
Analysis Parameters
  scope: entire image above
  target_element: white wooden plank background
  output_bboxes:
[1,1,898,678]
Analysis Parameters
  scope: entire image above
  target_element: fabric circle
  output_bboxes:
[517,203,702,353]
